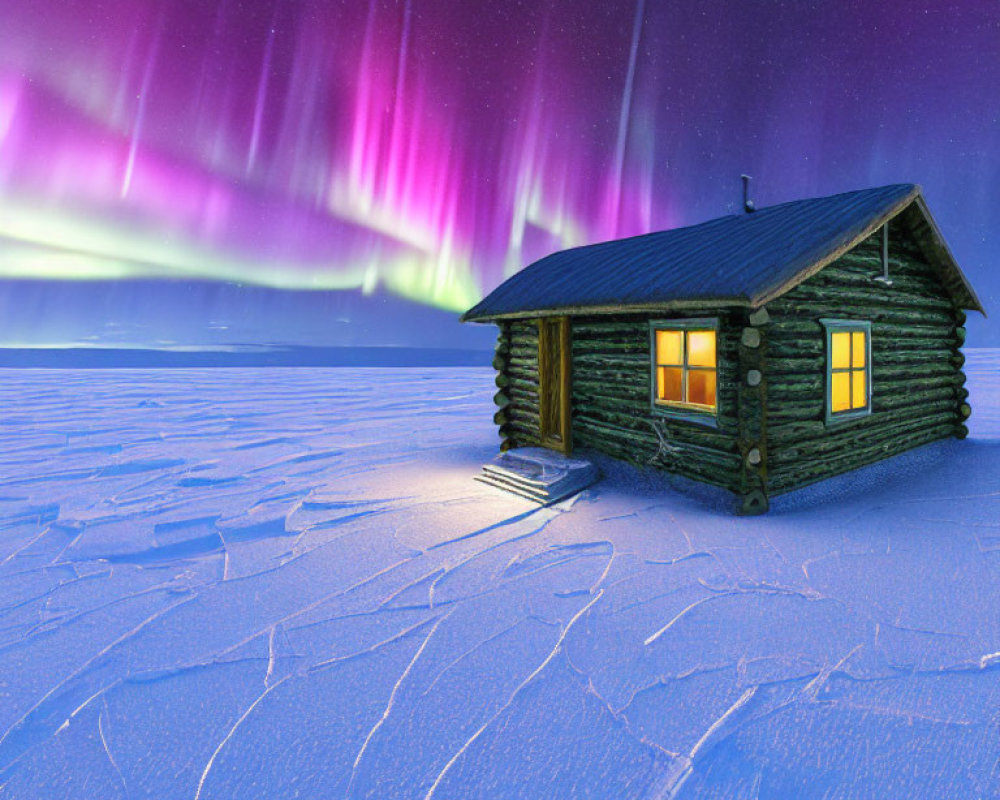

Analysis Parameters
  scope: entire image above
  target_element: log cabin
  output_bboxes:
[462,184,984,514]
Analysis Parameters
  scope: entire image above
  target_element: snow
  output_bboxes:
[1,353,999,798]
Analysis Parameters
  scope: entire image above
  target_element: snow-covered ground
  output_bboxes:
[1,353,998,799]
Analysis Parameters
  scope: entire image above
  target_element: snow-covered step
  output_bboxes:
[476,447,599,504]
[474,473,551,503]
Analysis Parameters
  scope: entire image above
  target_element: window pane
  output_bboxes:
[656,330,682,365]
[687,330,716,367]
[831,332,851,369]
[687,369,717,408]
[657,366,683,402]
[852,369,867,409]
[831,372,851,412]
[851,331,866,368]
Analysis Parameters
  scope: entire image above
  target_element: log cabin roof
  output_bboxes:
[463,183,985,321]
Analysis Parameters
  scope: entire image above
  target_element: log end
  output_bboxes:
[739,490,769,515]
[740,328,762,349]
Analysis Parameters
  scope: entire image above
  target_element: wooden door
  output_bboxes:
[537,317,572,454]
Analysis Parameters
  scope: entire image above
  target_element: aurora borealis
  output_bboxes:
[1,0,998,347]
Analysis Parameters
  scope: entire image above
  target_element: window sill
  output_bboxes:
[651,403,719,429]
[824,407,872,426]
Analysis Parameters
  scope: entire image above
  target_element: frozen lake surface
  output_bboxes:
[1,353,999,798]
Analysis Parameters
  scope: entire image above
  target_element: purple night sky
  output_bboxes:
[0,0,998,348]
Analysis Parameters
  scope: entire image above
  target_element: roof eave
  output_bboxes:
[462,296,751,323]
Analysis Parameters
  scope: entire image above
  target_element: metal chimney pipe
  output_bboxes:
[741,174,755,213]
[873,221,894,285]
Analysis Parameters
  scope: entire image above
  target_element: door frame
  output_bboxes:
[537,316,572,454]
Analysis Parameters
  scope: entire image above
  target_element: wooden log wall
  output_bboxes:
[764,223,968,496]
[492,313,746,493]
[501,320,542,448]
[568,312,743,493]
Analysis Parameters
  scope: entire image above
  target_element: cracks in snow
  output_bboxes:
[614,582,691,615]
[419,616,556,699]
[376,567,445,612]
[0,594,196,758]
[829,699,973,727]
[644,593,740,647]
[6,368,1000,794]
[346,614,447,798]
[501,542,612,585]
[980,652,1000,669]
[759,531,788,566]
[645,551,713,567]
[310,616,440,673]
[46,527,86,568]
[0,527,57,568]
[663,686,759,799]
[193,675,291,800]
[697,576,823,601]
[66,679,124,724]
[427,506,552,551]
[285,505,393,558]
[211,556,418,663]
[420,515,560,608]
[617,664,735,718]
[669,512,696,555]
[9,578,193,650]
[882,620,969,640]
[689,685,758,761]
[801,550,839,583]
[98,698,127,796]
[264,626,277,688]
[802,644,863,701]
[646,638,986,797]
[423,590,604,800]
[560,646,682,764]
[0,569,104,625]
[589,545,616,595]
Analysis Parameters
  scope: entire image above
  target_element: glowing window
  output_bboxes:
[822,320,871,423]
[652,324,717,413]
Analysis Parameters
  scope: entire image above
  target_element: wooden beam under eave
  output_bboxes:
[462,298,750,324]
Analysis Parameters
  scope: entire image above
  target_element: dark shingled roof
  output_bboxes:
[463,183,984,321]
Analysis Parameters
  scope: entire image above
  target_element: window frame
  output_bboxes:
[648,317,719,428]
[821,319,872,425]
